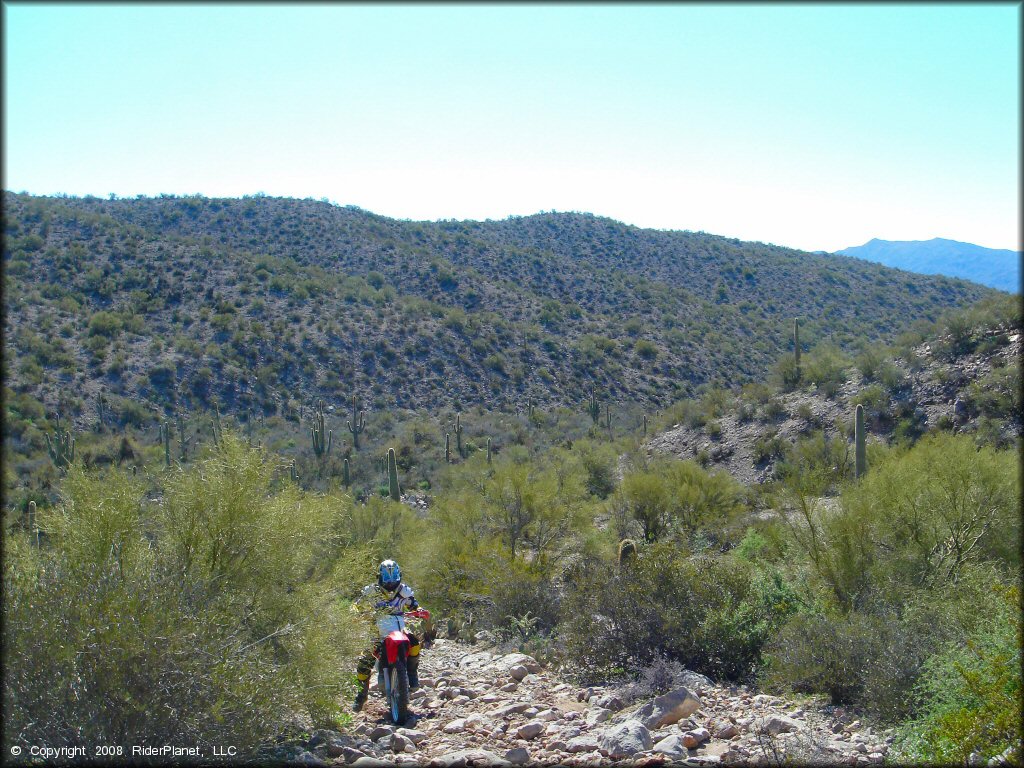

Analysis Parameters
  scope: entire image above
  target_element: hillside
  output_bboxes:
[2,193,997,431]
[836,237,1020,293]
[647,307,1021,486]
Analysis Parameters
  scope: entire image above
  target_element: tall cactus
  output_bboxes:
[642,414,648,436]
[445,432,451,464]
[387,448,401,501]
[290,459,299,483]
[347,395,365,450]
[45,414,75,472]
[794,318,802,382]
[454,413,464,459]
[311,399,332,458]
[28,500,40,547]
[96,392,108,432]
[486,437,492,464]
[342,457,351,488]
[605,402,612,435]
[587,390,600,425]
[175,411,188,461]
[855,404,867,479]
[159,420,171,469]
[212,404,223,448]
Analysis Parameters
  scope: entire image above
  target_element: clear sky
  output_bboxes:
[3,2,1020,252]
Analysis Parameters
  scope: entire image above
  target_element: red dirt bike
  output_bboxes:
[373,608,431,725]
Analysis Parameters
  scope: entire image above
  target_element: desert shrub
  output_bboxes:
[854,346,887,381]
[894,582,1021,764]
[772,354,801,391]
[3,436,364,755]
[762,607,938,716]
[840,433,1019,593]
[562,546,798,684]
[620,459,743,544]
[752,430,786,464]
[801,343,851,398]
[575,439,618,499]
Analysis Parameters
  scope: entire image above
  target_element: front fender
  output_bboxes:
[384,630,409,665]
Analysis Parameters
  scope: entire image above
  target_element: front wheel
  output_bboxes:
[388,654,410,725]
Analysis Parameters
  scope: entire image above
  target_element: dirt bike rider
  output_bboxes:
[351,559,423,712]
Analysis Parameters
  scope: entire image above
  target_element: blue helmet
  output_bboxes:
[378,559,401,592]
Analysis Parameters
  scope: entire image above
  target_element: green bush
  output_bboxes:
[894,582,1021,764]
[3,437,364,756]
[563,546,798,684]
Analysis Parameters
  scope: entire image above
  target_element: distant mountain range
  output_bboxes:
[835,238,1020,293]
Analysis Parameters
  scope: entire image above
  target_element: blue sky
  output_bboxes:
[3,3,1019,252]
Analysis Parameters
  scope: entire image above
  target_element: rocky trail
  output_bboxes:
[280,639,895,767]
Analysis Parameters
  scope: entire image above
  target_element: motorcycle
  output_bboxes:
[372,608,430,725]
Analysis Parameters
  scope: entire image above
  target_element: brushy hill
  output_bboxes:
[647,295,1022,486]
[2,192,996,428]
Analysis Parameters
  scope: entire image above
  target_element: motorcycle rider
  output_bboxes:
[351,559,423,712]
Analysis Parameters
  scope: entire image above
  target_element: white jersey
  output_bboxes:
[359,582,417,615]
[360,582,418,638]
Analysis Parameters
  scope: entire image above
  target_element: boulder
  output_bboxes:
[367,725,395,741]
[504,748,531,766]
[652,734,688,758]
[396,728,427,745]
[599,720,653,758]
[592,693,625,711]
[712,722,738,740]
[509,664,530,682]
[682,727,710,749]
[632,687,702,729]
[758,715,799,735]
[340,746,367,763]
[515,721,546,740]
[566,736,601,754]
[443,718,467,734]
[390,733,414,754]
[585,707,612,725]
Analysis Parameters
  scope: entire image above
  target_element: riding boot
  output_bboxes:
[351,681,369,712]
[407,654,420,689]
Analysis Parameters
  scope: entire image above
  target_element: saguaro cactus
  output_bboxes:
[290,459,299,483]
[445,433,451,464]
[176,411,189,461]
[587,390,600,425]
[387,448,401,501]
[794,318,802,381]
[486,437,492,464]
[45,415,75,472]
[96,392,109,432]
[454,413,464,458]
[854,404,867,479]
[28,500,40,547]
[347,395,365,450]
[159,420,171,469]
[311,399,332,458]
[342,458,351,488]
[642,414,648,436]
[212,405,223,448]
